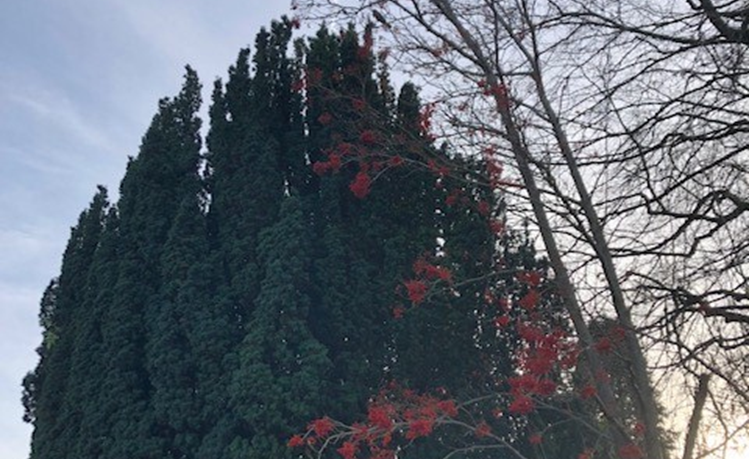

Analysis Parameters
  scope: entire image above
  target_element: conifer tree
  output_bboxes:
[229,196,332,459]
[93,66,203,459]
[68,206,122,459]
[304,25,404,422]
[24,187,109,459]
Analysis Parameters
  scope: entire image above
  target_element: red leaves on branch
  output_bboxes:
[436,399,458,417]
[518,289,540,310]
[405,418,434,440]
[310,417,335,438]
[288,434,305,448]
[419,103,436,137]
[337,441,358,459]
[312,161,329,176]
[350,171,372,199]
[516,271,542,287]
[618,443,644,459]
[489,220,505,236]
[427,159,450,177]
[508,395,535,415]
[529,433,543,445]
[368,405,394,430]
[413,258,452,282]
[474,421,492,438]
[312,151,343,176]
[580,384,597,400]
[387,155,404,167]
[291,79,305,93]
[494,315,511,328]
[404,280,428,304]
[359,129,376,144]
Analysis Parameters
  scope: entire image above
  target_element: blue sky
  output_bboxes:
[0,1,293,457]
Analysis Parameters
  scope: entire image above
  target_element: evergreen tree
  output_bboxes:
[94,66,203,459]
[69,206,122,459]
[24,187,109,459]
[229,197,332,459]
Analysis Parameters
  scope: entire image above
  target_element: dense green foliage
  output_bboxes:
[22,19,557,459]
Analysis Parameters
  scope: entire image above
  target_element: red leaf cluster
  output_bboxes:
[404,280,428,304]
[287,434,305,448]
[413,258,452,282]
[474,421,492,438]
[516,271,542,287]
[508,395,535,415]
[337,441,357,459]
[618,443,644,459]
[349,171,372,199]
[359,129,376,144]
[310,417,335,438]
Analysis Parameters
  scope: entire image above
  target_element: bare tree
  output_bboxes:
[297,1,749,458]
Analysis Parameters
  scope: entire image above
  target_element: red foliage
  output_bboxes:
[328,153,342,172]
[404,280,428,304]
[359,129,376,144]
[350,172,372,199]
[405,418,434,440]
[518,289,540,310]
[288,434,305,448]
[436,400,458,417]
[413,258,452,282]
[517,271,542,287]
[445,193,458,207]
[474,421,492,438]
[310,417,335,438]
[494,315,511,328]
[368,405,394,430]
[419,103,436,136]
[312,161,330,176]
[490,220,505,235]
[508,395,535,415]
[291,79,305,93]
[580,384,597,400]
[618,444,644,459]
[534,379,557,396]
[517,322,544,343]
[529,433,543,445]
[337,441,358,459]
[388,155,404,167]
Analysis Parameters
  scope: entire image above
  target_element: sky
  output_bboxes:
[0,1,294,458]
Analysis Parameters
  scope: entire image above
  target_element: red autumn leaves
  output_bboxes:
[290,386,459,459]
[397,257,453,313]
